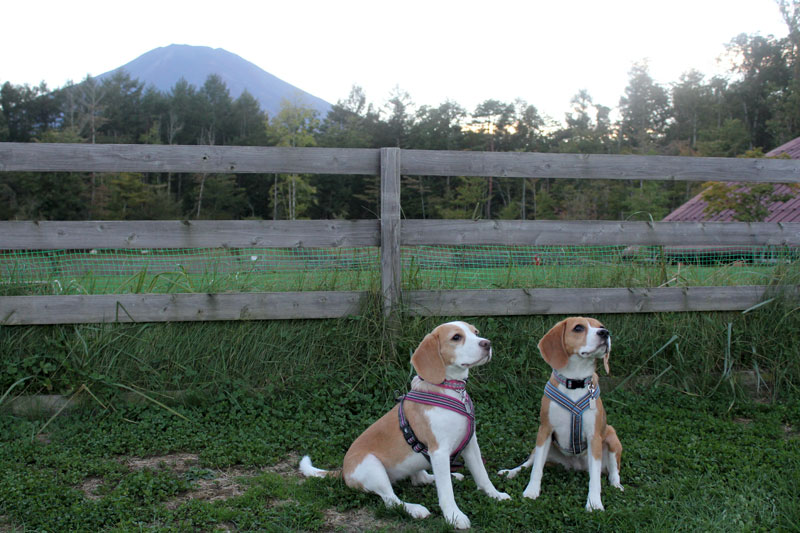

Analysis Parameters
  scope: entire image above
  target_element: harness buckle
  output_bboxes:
[565,378,587,389]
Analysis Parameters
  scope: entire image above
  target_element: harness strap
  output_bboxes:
[398,397,429,456]
[397,388,475,463]
[543,379,600,455]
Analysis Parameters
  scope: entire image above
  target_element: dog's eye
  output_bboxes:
[452,334,462,341]
[572,325,585,333]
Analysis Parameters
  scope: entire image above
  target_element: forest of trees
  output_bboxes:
[2,2,800,223]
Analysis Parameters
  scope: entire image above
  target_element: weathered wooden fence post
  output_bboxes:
[380,147,401,317]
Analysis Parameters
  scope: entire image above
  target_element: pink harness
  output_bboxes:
[397,379,475,463]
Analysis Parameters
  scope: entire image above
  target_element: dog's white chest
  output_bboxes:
[425,402,472,452]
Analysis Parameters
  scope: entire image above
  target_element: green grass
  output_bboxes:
[1,374,798,531]
[2,293,800,531]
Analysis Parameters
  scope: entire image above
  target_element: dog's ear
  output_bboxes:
[538,320,569,370]
[603,351,610,375]
[411,333,446,384]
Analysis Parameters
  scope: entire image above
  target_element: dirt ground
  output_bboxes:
[75,451,396,532]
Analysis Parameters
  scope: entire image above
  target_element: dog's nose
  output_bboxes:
[479,339,491,350]
[597,329,610,339]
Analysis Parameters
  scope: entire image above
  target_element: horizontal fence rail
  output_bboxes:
[3,219,798,250]
[0,220,380,250]
[401,220,800,247]
[1,286,795,324]
[0,143,381,175]
[401,149,800,183]
[405,286,797,316]
[2,143,800,325]
[0,292,367,324]
[4,143,800,182]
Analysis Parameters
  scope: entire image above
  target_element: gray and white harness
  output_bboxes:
[544,370,599,456]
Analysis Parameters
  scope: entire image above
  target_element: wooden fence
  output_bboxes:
[1,142,799,325]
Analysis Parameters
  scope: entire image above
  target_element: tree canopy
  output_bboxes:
[2,4,800,222]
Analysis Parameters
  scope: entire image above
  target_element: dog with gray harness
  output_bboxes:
[498,317,623,511]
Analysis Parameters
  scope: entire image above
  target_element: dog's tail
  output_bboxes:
[299,455,342,478]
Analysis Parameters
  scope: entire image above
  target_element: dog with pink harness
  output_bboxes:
[299,321,510,530]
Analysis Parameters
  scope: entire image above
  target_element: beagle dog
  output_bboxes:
[498,317,623,511]
[300,321,510,529]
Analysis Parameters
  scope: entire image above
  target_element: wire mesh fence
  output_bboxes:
[403,244,799,290]
[2,245,797,296]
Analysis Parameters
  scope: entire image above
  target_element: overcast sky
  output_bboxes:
[2,0,790,123]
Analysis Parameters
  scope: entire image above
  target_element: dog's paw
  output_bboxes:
[611,481,624,491]
[497,467,520,479]
[411,470,435,486]
[403,502,430,519]
[487,489,511,501]
[445,510,471,530]
[451,472,465,481]
[522,485,541,500]
[585,497,605,512]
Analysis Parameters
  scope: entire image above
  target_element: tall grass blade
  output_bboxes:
[723,322,733,379]
[752,359,769,396]
[110,382,191,422]
[742,298,774,314]
[653,363,673,385]
[0,376,32,407]
[708,322,737,407]
[34,385,85,441]
[609,334,678,393]
[81,383,108,411]
[115,301,136,323]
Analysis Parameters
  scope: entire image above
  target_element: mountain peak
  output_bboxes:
[99,44,331,118]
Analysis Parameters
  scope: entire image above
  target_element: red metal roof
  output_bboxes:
[766,137,800,158]
[663,138,800,222]
[663,184,800,222]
